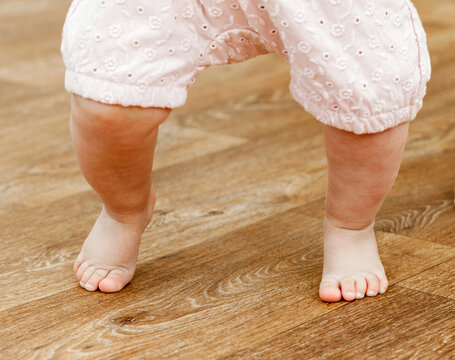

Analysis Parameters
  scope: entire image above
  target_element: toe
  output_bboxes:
[355,277,367,299]
[80,265,96,286]
[85,268,109,291]
[319,278,342,302]
[73,257,84,273]
[99,269,133,293]
[340,278,356,301]
[366,274,380,296]
[76,261,90,282]
[377,274,388,294]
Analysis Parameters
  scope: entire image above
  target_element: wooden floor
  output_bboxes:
[1,1,454,358]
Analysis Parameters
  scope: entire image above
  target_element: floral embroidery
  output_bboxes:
[365,3,375,16]
[102,92,113,102]
[108,24,122,38]
[368,35,379,49]
[61,0,431,135]
[331,24,345,37]
[371,69,384,82]
[402,79,414,92]
[303,68,315,79]
[310,91,322,102]
[208,7,223,17]
[181,39,191,52]
[148,16,162,30]
[341,113,356,123]
[374,100,386,112]
[336,58,348,71]
[297,41,311,54]
[339,89,353,100]
[400,49,409,61]
[143,47,157,61]
[182,5,194,18]
[294,9,306,23]
[78,35,87,49]
[136,82,148,93]
[104,57,117,71]
[394,14,404,27]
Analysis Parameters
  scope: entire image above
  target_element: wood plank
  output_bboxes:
[0,212,338,358]
[399,259,455,300]
[225,286,455,359]
[1,210,454,358]
[1,0,455,358]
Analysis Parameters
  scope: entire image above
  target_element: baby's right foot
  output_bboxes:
[73,187,156,292]
[319,217,388,302]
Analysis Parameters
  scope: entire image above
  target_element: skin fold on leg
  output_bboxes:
[319,121,409,302]
[70,94,171,293]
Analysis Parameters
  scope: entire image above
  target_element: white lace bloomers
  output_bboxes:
[61,0,431,134]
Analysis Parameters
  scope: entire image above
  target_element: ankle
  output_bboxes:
[323,215,375,232]
[103,204,149,227]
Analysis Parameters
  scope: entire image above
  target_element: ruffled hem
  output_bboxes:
[290,85,424,135]
[64,70,188,109]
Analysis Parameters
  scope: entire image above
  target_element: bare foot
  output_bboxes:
[73,187,156,292]
[319,217,388,302]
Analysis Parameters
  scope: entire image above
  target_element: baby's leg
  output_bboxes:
[319,122,409,302]
[70,94,171,292]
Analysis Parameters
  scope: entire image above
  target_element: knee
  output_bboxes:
[70,94,172,136]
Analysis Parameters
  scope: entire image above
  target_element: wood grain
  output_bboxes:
[2,210,454,359]
[225,287,455,359]
[399,259,455,300]
[1,0,455,359]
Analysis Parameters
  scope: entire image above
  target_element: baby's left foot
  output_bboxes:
[319,217,388,302]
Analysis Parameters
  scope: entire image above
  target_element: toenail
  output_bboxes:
[356,292,364,299]
[85,284,95,291]
[80,281,85,287]
[379,288,386,294]
[367,290,376,296]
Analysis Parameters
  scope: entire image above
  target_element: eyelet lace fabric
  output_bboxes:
[61,0,431,134]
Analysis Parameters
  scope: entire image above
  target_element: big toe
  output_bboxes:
[99,269,133,293]
[319,278,342,302]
